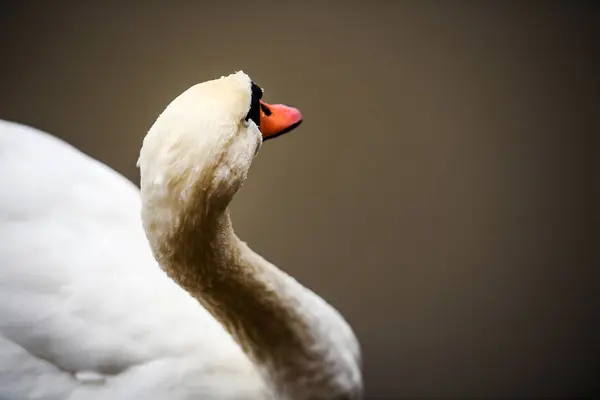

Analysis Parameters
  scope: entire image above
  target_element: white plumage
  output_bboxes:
[0,119,264,399]
[0,71,362,400]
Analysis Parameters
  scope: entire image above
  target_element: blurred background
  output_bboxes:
[0,1,597,397]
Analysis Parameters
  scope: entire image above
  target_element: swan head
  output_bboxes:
[138,71,302,213]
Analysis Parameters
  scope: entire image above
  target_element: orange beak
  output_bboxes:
[259,100,303,141]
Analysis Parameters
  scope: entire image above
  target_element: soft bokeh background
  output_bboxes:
[1,1,597,397]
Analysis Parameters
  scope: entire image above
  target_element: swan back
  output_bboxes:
[0,119,269,399]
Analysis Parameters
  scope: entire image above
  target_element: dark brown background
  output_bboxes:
[1,1,597,397]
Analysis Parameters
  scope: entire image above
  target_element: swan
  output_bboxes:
[0,71,363,400]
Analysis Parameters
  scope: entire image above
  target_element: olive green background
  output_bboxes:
[1,1,597,397]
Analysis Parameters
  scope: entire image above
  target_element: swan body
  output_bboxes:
[0,71,362,400]
[0,119,264,399]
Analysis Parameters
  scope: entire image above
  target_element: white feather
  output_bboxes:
[0,119,269,399]
[0,71,361,400]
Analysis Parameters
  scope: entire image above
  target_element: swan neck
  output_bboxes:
[139,152,362,399]
[145,200,361,399]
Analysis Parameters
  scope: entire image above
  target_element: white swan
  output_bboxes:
[0,71,362,400]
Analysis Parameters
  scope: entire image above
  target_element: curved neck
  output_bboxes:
[142,188,362,399]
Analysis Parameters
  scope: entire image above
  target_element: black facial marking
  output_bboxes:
[260,102,272,116]
[245,81,263,128]
[251,81,263,101]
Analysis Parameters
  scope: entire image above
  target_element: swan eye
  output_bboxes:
[245,82,263,128]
